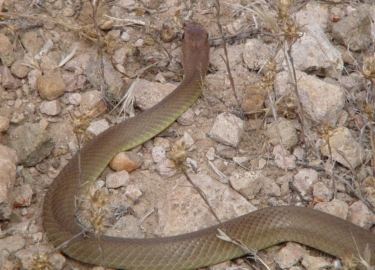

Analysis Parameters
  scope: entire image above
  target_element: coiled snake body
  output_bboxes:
[43,22,375,269]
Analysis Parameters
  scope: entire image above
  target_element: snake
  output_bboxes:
[43,22,375,270]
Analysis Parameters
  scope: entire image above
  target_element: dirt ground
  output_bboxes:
[1,0,375,269]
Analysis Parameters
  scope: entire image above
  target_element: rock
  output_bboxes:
[230,171,280,199]
[243,39,274,71]
[347,201,375,229]
[273,145,296,170]
[9,122,54,166]
[266,118,298,149]
[125,184,143,201]
[152,146,166,163]
[0,234,25,254]
[133,79,175,111]
[39,100,61,116]
[106,170,129,189]
[295,1,329,30]
[216,144,236,159]
[275,70,345,124]
[13,184,34,207]
[121,31,130,42]
[36,71,66,100]
[40,55,58,74]
[155,158,178,178]
[27,69,42,90]
[20,31,43,55]
[87,119,110,136]
[175,132,195,151]
[286,23,343,77]
[275,242,306,269]
[301,254,332,269]
[80,90,106,116]
[314,199,348,219]
[67,93,82,105]
[209,112,244,147]
[177,108,195,126]
[0,115,10,133]
[109,151,142,172]
[320,126,365,169]
[293,168,318,195]
[154,137,171,151]
[211,44,245,71]
[11,59,29,79]
[106,215,144,238]
[332,6,373,51]
[242,84,265,112]
[312,182,333,202]
[86,56,126,102]
[0,66,21,89]
[36,40,54,61]
[15,248,65,270]
[0,145,18,219]
[156,172,256,236]
[0,33,15,66]
[206,147,215,161]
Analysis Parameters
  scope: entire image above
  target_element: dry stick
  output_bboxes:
[181,168,221,224]
[90,1,111,108]
[283,42,307,148]
[214,0,241,112]
[217,229,271,270]
[334,173,375,215]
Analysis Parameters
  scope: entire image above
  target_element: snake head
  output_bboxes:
[182,22,210,79]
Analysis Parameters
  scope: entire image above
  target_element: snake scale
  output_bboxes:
[43,22,375,269]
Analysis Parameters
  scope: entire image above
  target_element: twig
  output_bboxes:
[214,0,241,111]
[217,229,271,270]
[181,168,221,224]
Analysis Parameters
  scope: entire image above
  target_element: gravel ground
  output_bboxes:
[1,0,375,269]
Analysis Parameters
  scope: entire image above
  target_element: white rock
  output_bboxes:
[133,79,175,111]
[209,112,244,147]
[230,171,280,199]
[293,168,318,195]
[266,118,298,149]
[275,242,306,269]
[275,70,345,124]
[13,184,34,207]
[87,119,110,136]
[347,200,375,229]
[243,39,274,71]
[106,170,129,189]
[121,31,130,42]
[177,108,195,126]
[273,145,296,170]
[320,126,365,169]
[155,158,178,178]
[206,147,215,161]
[125,184,143,201]
[39,100,61,116]
[312,182,333,202]
[211,44,245,71]
[314,199,348,219]
[302,254,332,269]
[156,173,256,236]
[67,93,81,105]
[295,1,329,30]
[286,23,342,78]
[152,146,166,163]
[175,132,195,151]
[0,145,18,219]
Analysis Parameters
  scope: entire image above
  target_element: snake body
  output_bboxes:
[43,23,375,269]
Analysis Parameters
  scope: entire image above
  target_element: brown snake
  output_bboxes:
[43,22,375,269]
